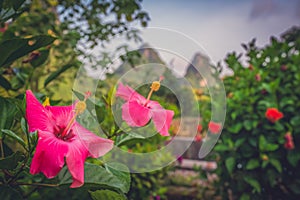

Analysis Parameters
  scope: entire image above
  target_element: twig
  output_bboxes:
[13,182,59,187]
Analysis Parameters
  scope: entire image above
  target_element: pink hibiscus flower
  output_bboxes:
[26,90,114,188]
[116,80,174,136]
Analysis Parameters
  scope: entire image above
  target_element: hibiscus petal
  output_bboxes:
[46,105,75,128]
[116,83,146,102]
[149,101,174,136]
[30,130,68,178]
[122,101,151,127]
[152,109,174,136]
[73,122,114,158]
[26,90,51,132]
[65,139,89,188]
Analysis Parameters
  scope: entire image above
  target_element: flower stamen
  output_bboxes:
[145,77,163,105]
[61,93,89,138]
[43,97,50,107]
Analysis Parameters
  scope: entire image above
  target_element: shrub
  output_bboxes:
[214,26,300,199]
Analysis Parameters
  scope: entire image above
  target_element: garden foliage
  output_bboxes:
[214,26,300,199]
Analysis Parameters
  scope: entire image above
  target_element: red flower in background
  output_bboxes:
[197,124,202,133]
[265,108,283,123]
[284,132,295,150]
[195,134,202,142]
[208,121,221,134]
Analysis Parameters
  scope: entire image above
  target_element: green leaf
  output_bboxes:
[267,169,277,187]
[72,90,106,124]
[89,190,126,200]
[105,162,131,193]
[20,117,27,134]
[244,176,261,193]
[240,193,250,200]
[0,97,18,131]
[29,130,38,148]
[257,100,272,108]
[258,135,267,151]
[12,0,25,11]
[30,49,49,68]
[269,159,282,173]
[235,138,246,148]
[287,150,300,167]
[262,160,269,168]
[0,35,55,67]
[243,120,252,131]
[116,132,146,146]
[44,63,75,87]
[261,83,272,94]
[0,75,11,90]
[246,159,260,170]
[59,162,130,193]
[95,104,106,124]
[227,123,243,134]
[72,90,85,100]
[0,151,25,170]
[225,157,235,174]
[214,144,229,152]
[265,143,279,151]
[1,129,26,150]
[290,116,300,127]
[0,0,26,24]
[259,135,278,152]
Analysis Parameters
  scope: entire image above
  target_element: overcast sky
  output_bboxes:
[86,0,300,78]
[137,0,300,75]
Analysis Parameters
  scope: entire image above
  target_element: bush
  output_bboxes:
[214,26,300,199]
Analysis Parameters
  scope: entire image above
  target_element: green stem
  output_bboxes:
[0,139,4,158]
[108,131,126,139]
[26,130,31,154]
[25,68,35,90]
[7,154,29,184]
[13,182,59,187]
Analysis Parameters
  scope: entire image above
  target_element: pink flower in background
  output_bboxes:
[284,132,295,150]
[0,23,8,33]
[255,74,261,81]
[176,155,183,165]
[208,121,221,134]
[116,81,174,136]
[281,65,288,71]
[26,90,113,188]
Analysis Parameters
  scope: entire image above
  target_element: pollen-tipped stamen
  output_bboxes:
[61,96,88,138]
[145,77,163,105]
